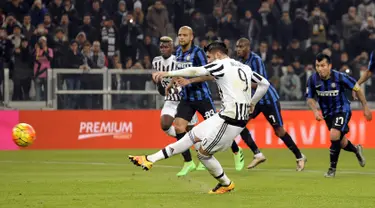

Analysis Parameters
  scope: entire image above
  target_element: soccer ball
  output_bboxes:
[12,123,36,147]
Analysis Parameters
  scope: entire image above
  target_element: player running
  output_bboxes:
[235,38,306,171]
[152,36,199,153]
[306,53,372,177]
[129,41,270,194]
[167,26,244,176]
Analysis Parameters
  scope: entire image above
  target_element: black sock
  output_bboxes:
[240,128,260,154]
[343,140,357,153]
[330,140,341,169]
[176,133,192,162]
[231,141,239,153]
[280,133,302,159]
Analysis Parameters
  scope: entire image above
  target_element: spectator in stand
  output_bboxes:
[218,11,237,41]
[342,6,362,44]
[133,1,144,26]
[190,11,206,40]
[0,28,14,101]
[256,41,271,63]
[43,13,55,33]
[89,0,106,29]
[4,0,28,22]
[60,13,77,40]
[146,0,169,45]
[119,13,142,64]
[2,14,21,35]
[33,36,53,101]
[309,7,328,48]
[48,0,64,25]
[63,0,79,25]
[292,8,309,49]
[357,0,375,21]
[278,11,293,50]
[22,14,35,40]
[51,27,68,69]
[113,0,128,29]
[30,0,47,27]
[75,31,87,51]
[101,16,118,59]
[238,10,261,49]
[280,65,302,101]
[64,40,84,109]
[78,14,97,43]
[12,38,32,101]
[258,1,277,44]
[140,35,159,61]
[207,5,223,33]
[8,24,24,49]
[284,39,303,65]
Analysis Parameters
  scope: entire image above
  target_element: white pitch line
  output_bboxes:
[1,160,375,176]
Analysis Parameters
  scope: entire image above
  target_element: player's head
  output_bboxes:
[159,36,173,59]
[315,53,332,79]
[178,26,193,48]
[204,41,228,63]
[235,38,251,59]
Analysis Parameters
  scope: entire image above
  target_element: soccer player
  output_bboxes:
[129,41,270,194]
[167,26,244,176]
[352,50,375,99]
[306,53,372,177]
[152,36,199,153]
[235,38,306,170]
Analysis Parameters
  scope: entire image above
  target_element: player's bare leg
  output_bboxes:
[160,115,176,137]
[324,129,342,178]
[174,117,196,176]
[275,127,307,171]
[240,128,267,169]
[340,137,365,167]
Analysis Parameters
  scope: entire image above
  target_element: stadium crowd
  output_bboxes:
[0,0,374,108]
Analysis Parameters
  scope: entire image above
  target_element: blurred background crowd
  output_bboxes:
[0,0,375,109]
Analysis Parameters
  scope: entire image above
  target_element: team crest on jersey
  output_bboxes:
[331,83,336,88]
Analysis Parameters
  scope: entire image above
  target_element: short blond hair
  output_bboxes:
[160,36,173,43]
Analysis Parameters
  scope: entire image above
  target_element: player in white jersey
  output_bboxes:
[129,41,270,194]
[152,36,198,139]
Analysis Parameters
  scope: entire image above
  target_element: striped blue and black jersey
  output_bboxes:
[305,70,357,117]
[243,52,279,105]
[368,50,375,72]
[175,45,212,101]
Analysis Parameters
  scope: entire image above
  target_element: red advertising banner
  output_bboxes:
[18,110,375,150]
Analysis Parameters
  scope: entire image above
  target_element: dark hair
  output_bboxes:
[316,53,331,64]
[204,41,228,55]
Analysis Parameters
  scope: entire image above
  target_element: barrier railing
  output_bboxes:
[2,68,375,110]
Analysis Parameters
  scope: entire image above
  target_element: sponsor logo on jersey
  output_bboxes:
[316,90,339,96]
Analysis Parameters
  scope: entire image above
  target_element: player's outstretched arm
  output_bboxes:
[167,66,210,77]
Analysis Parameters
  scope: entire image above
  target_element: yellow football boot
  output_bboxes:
[208,182,235,194]
[128,155,153,171]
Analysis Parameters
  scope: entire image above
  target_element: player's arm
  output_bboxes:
[357,51,374,85]
[188,75,214,84]
[305,75,322,120]
[166,66,210,77]
[343,73,373,121]
[250,72,270,105]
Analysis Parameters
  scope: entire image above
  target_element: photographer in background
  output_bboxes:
[119,13,142,64]
[33,36,53,101]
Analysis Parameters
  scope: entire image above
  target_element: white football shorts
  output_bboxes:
[191,113,243,154]
[161,101,198,125]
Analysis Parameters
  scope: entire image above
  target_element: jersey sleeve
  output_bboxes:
[368,51,375,72]
[250,71,264,83]
[305,75,315,99]
[341,72,358,90]
[194,48,208,66]
[203,62,224,78]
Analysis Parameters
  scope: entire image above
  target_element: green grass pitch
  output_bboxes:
[1,149,375,208]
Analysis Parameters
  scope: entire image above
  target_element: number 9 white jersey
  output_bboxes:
[202,58,264,121]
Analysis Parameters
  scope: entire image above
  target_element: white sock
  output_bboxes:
[254,152,264,158]
[147,132,195,163]
[197,152,231,185]
[164,126,176,137]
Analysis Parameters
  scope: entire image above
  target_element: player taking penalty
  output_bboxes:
[129,42,270,194]
[306,53,372,177]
